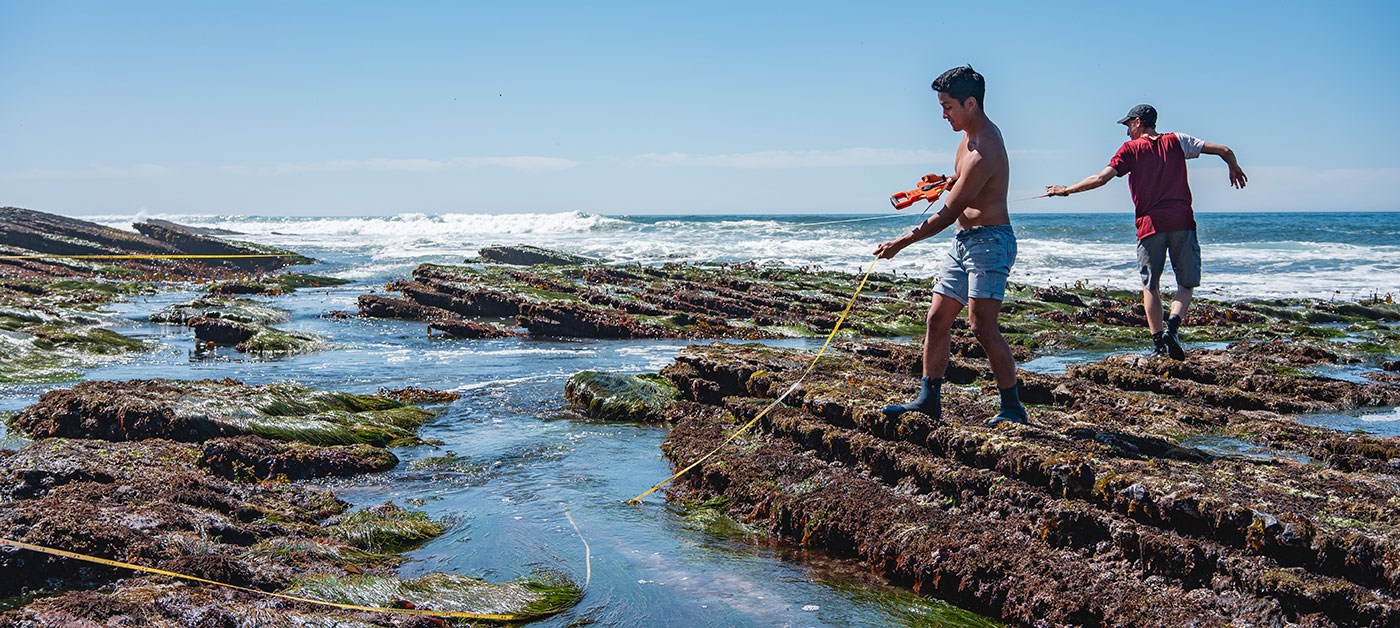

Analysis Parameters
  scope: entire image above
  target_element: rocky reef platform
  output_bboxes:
[358,247,1400,359]
[649,317,1399,626]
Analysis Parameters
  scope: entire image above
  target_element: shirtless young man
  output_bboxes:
[874,65,1028,427]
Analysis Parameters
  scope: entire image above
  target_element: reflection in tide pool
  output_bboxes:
[1178,435,1318,465]
[1294,406,1400,438]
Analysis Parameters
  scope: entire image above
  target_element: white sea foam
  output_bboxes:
[73,212,1400,300]
[448,374,559,391]
[1361,408,1400,423]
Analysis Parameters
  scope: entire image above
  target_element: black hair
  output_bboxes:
[931,65,985,109]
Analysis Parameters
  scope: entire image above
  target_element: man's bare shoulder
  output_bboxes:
[978,121,1009,162]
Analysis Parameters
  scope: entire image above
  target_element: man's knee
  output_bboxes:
[926,296,961,328]
[967,301,1002,339]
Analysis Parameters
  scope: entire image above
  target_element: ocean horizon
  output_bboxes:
[81,210,1400,302]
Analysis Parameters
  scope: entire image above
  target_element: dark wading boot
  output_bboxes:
[883,376,941,420]
[1163,314,1186,360]
[1149,332,1169,358]
[986,380,1030,427]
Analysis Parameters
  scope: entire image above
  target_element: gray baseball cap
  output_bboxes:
[1117,104,1157,126]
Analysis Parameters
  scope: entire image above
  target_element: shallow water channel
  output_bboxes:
[0,269,1001,626]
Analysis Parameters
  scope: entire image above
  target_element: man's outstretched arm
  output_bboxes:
[874,153,994,259]
[1045,166,1117,197]
[1202,143,1247,189]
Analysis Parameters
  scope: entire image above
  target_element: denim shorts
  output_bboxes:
[932,224,1017,305]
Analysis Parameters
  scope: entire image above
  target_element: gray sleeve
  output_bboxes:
[1176,133,1204,159]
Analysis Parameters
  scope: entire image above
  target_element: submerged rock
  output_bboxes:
[150,295,291,325]
[284,571,583,623]
[328,501,446,553]
[565,371,681,422]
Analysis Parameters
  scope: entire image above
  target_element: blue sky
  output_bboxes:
[2,1,1397,215]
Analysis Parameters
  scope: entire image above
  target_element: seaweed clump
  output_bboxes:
[565,371,680,422]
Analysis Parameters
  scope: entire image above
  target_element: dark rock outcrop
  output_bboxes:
[476,245,596,266]
[190,316,256,345]
[199,436,398,481]
[427,319,521,338]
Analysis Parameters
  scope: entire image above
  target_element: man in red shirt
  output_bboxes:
[1044,104,1246,359]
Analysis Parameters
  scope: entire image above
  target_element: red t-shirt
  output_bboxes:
[1108,132,1200,240]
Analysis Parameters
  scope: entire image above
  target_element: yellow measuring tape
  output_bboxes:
[0,254,290,260]
[0,535,556,621]
[627,256,879,503]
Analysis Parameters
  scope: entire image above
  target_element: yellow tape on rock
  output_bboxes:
[627,256,879,503]
[0,537,525,621]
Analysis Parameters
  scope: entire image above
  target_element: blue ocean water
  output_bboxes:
[83,210,1400,300]
[2,211,1396,626]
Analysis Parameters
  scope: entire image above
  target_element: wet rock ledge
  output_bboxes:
[358,247,1400,363]
[0,379,582,626]
[653,330,1400,627]
[0,207,329,381]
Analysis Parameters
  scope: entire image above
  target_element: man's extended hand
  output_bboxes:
[1045,184,1069,197]
[873,239,906,260]
[1228,165,1247,189]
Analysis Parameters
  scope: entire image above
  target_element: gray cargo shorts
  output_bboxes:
[1137,229,1201,291]
[932,225,1017,305]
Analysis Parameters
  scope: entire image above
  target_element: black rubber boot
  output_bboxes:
[883,376,941,419]
[1163,314,1186,360]
[987,381,1030,426]
[1149,332,1169,357]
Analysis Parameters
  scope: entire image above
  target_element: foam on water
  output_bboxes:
[77,211,1400,300]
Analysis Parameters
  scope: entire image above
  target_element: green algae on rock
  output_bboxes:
[207,272,351,296]
[0,278,154,383]
[151,295,291,325]
[9,379,433,447]
[564,371,680,422]
[285,570,584,621]
[329,502,446,553]
[1,208,329,383]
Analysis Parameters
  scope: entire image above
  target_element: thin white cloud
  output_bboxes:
[0,163,176,180]
[218,156,578,176]
[629,147,954,169]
